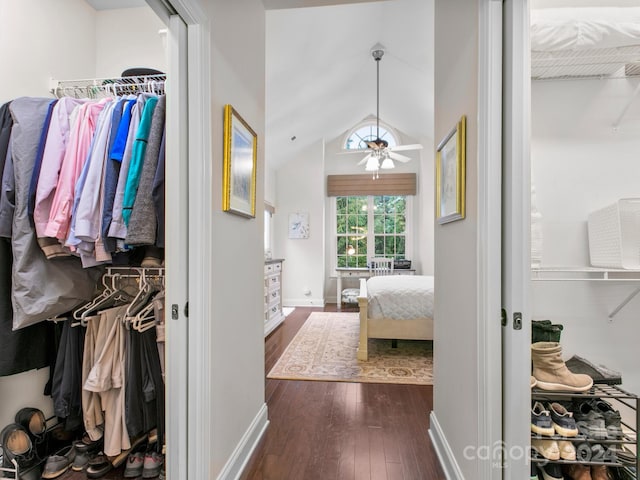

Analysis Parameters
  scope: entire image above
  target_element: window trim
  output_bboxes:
[343,119,399,150]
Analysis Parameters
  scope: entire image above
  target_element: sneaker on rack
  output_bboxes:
[573,402,608,440]
[591,399,623,439]
[548,402,579,437]
[531,439,560,461]
[539,463,564,480]
[558,440,576,461]
[531,402,555,436]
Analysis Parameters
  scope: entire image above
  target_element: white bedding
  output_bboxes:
[367,275,434,320]
[531,8,640,52]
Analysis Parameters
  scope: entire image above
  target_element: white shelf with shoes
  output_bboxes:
[530,384,638,478]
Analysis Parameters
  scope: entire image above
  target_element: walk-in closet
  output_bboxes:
[529,4,639,479]
[0,2,171,478]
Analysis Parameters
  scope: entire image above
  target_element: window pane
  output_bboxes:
[356,255,368,268]
[356,237,367,255]
[384,217,395,234]
[396,215,406,234]
[337,256,347,267]
[337,197,347,214]
[396,236,406,257]
[337,215,346,234]
[384,237,395,256]
[337,236,346,254]
[396,197,406,214]
[375,236,384,255]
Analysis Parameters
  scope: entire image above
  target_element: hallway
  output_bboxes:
[240,306,445,480]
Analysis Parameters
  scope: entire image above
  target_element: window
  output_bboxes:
[344,124,397,150]
[264,203,275,258]
[335,195,409,268]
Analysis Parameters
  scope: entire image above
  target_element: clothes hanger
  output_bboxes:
[130,289,165,332]
[72,273,135,327]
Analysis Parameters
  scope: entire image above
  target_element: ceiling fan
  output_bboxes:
[348,45,423,177]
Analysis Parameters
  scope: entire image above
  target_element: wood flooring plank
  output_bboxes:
[241,305,446,480]
[385,462,404,480]
[369,426,389,480]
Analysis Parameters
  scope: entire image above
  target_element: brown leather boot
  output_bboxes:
[531,342,593,392]
[590,465,613,480]
[563,463,592,480]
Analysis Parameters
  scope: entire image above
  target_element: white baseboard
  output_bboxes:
[216,403,269,480]
[429,412,465,480]
[283,297,325,307]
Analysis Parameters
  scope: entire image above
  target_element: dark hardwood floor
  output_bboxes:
[239,305,445,480]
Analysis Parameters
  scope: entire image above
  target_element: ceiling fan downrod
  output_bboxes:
[372,48,388,149]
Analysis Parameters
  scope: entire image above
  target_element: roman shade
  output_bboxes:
[326,173,417,196]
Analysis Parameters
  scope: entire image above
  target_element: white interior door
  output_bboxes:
[502,1,532,479]
[164,12,189,480]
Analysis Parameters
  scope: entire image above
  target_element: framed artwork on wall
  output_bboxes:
[288,212,310,239]
[222,104,257,218]
[436,115,466,224]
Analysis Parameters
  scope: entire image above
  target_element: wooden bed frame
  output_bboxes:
[356,278,433,361]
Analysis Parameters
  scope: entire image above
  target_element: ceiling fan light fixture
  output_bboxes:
[380,157,395,169]
[365,156,379,171]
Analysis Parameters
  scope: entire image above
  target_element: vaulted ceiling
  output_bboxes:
[265,0,433,170]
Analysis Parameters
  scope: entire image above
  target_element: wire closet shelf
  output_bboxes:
[50,73,166,99]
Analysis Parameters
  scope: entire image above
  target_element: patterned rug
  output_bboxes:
[267,312,433,385]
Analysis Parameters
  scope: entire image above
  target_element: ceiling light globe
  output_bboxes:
[365,157,379,171]
[380,157,395,169]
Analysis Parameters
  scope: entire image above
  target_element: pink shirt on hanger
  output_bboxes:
[44,99,110,242]
[33,97,87,238]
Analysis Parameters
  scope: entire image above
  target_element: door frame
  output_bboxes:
[477,0,504,478]
[145,1,211,479]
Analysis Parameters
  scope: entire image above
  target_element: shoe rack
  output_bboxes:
[531,384,638,479]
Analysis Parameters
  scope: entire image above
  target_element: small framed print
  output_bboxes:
[222,104,257,218]
[436,115,466,224]
[288,212,309,239]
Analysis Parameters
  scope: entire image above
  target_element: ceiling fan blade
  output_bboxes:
[388,151,411,163]
[337,148,373,155]
[357,153,373,166]
[389,143,424,152]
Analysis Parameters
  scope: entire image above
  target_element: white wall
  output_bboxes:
[273,140,326,306]
[531,78,640,395]
[203,0,267,476]
[431,0,480,477]
[0,0,97,428]
[0,0,96,104]
[95,7,167,78]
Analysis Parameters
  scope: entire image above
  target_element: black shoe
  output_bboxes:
[0,423,38,472]
[591,398,624,439]
[14,408,46,458]
[539,463,563,480]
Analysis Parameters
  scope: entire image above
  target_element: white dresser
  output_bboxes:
[264,259,285,336]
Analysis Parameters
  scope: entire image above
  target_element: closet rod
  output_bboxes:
[49,74,166,98]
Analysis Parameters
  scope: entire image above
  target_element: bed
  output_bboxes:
[356,275,434,361]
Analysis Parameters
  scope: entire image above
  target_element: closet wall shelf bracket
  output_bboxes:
[531,266,640,319]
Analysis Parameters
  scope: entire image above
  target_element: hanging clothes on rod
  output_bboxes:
[51,267,166,458]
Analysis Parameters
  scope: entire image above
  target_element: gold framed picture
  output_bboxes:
[436,115,466,224]
[222,104,257,218]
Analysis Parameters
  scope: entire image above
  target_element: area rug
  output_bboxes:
[267,312,433,385]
